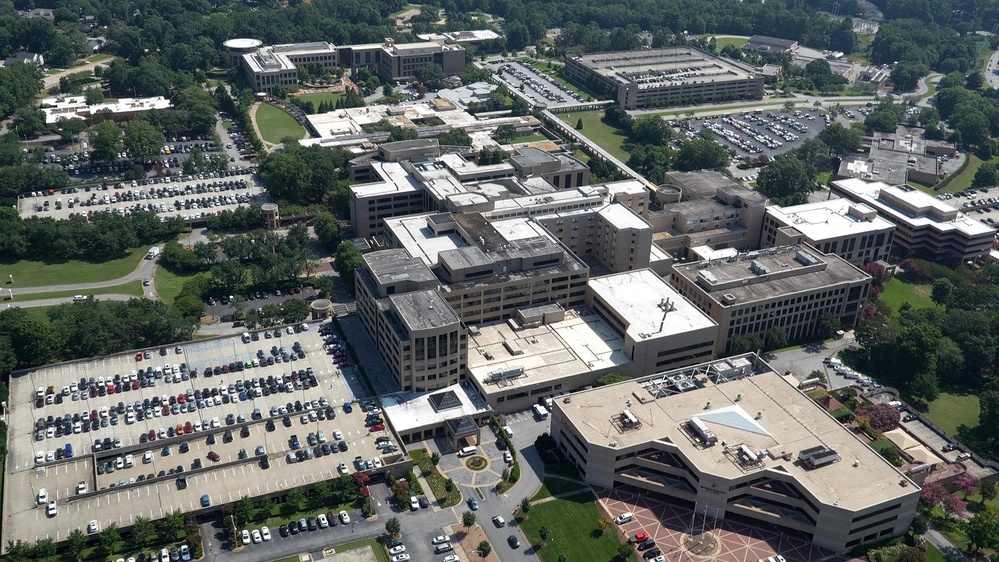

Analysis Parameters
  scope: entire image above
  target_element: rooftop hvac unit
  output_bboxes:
[722,293,738,305]
[750,260,770,275]
[799,446,841,468]
[794,250,819,266]
[687,416,717,446]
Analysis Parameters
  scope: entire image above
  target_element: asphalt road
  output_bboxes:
[765,332,857,390]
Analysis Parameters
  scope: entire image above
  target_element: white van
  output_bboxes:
[614,512,633,524]
[502,425,514,438]
[533,404,549,420]
[457,446,478,457]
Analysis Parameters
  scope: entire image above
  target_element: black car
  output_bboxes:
[279,524,289,537]
[508,535,520,548]
[419,496,430,509]
[307,517,318,531]
[638,538,656,551]
[288,522,300,535]
[643,548,662,560]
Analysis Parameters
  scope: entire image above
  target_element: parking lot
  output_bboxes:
[205,286,320,322]
[943,185,999,230]
[16,168,267,222]
[485,60,590,109]
[676,109,829,160]
[2,322,405,547]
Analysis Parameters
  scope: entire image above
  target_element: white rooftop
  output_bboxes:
[597,203,652,230]
[767,198,895,240]
[350,161,422,198]
[384,213,468,266]
[587,269,718,342]
[381,383,490,434]
[42,95,173,125]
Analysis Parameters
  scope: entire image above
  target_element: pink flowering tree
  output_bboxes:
[941,494,967,519]
[954,472,980,499]
[855,403,901,433]
[920,482,947,507]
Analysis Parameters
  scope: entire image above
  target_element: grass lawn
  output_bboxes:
[411,449,462,507]
[816,171,833,187]
[702,36,748,50]
[543,461,582,480]
[926,542,946,562]
[11,281,143,303]
[879,278,937,311]
[21,305,56,323]
[293,92,344,111]
[942,154,990,193]
[558,111,630,161]
[510,132,548,143]
[155,268,199,305]
[256,103,306,144]
[1,246,147,288]
[531,477,589,501]
[922,392,979,437]
[88,53,114,62]
[520,59,594,98]
[336,538,391,562]
[519,493,629,562]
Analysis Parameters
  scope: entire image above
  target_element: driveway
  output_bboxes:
[765,334,856,390]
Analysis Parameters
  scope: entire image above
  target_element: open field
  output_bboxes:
[557,111,630,161]
[256,103,307,144]
[702,36,748,50]
[0,247,147,288]
[940,154,989,193]
[154,268,200,305]
[88,53,114,62]
[519,493,627,562]
[293,92,344,111]
[879,278,936,311]
[510,132,548,143]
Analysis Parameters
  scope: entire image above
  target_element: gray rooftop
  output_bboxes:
[663,171,767,204]
[363,248,437,285]
[389,290,459,333]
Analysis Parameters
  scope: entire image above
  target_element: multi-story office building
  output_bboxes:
[831,178,995,263]
[355,250,468,393]
[551,356,919,553]
[763,199,896,265]
[508,148,591,190]
[648,171,769,260]
[235,42,338,93]
[379,38,466,82]
[536,203,654,273]
[668,244,871,355]
[465,269,717,411]
[564,48,764,110]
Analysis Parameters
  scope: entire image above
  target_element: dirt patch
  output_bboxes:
[329,544,378,562]
[455,525,500,562]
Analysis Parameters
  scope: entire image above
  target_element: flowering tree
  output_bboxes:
[955,472,981,499]
[920,482,947,506]
[855,403,901,433]
[941,494,967,518]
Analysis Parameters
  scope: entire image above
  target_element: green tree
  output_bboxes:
[130,516,156,550]
[818,123,862,156]
[334,241,363,293]
[972,162,999,188]
[908,370,940,403]
[539,526,550,541]
[981,388,999,438]
[414,64,447,90]
[478,540,493,556]
[287,487,306,510]
[617,541,634,561]
[66,528,87,559]
[931,278,954,306]
[757,156,815,206]
[385,516,401,537]
[234,495,253,526]
[675,139,728,171]
[89,121,123,163]
[966,508,999,553]
[32,537,56,558]
[818,312,840,340]
[462,510,477,528]
[506,21,531,51]
[496,124,518,143]
[594,373,628,387]
[909,513,928,535]
[763,326,788,352]
[520,496,531,514]
[99,523,120,556]
[890,61,929,92]
[575,118,583,130]
[159,509,186,542]
[982,480,998,503]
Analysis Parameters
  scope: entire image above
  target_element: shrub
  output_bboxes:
[855,403,900,433]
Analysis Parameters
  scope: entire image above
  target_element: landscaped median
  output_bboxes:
[411,448,461,507]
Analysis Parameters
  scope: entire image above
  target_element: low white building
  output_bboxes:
[41,95,173,125]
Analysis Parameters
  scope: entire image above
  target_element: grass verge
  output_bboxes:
[531,477,589,501]
[557,111,630,161]
[292,92,344,110]
[941,154,988,193]
[411,449,461,507]
[256,103,307,144]
[154,268,199,305]
[701,36,748,50]
[8,281,144,303]
[337,538,392,562]
[0,246,147,288]
[519,493,629,562]
[510,133,549,143]
[879,278,937,311]
[88,54,114,63]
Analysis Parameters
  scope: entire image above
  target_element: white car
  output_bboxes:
[241,529,251,545]
[37,488,48,505]
[391,555,410,562]
[389,545,407,555]
[180,545,191,561]
[87,520,99,533]
[338,462,349,474]
[260,526,271,541]
[160,548,169,562]
[339,510,350,525]
[442,556,460,562]
[317,514,329,528]
[432,535,451,545]
[252,529,262,544]
[46,501,57,517]
[333,429,343,440]
[35,451,45,465]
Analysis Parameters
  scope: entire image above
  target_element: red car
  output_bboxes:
[135,353,143,361]
[629,532,649,544]
[185,421,194,433]
[207,451,221,462]
[368,423,385,432]
[148,430,157,441]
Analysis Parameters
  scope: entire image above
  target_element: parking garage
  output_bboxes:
[2,322,408,551]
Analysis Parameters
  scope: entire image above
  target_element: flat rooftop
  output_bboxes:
[389,289,460,332]
[832,178,995,237]
[363,248,437,285]
[597,203,652,230]
[385,214,468,267]
[766,199,895,240]
[3,324,402,549]
[673,245,869,303]
[381,383,490,434]
[467,308,630,393]
[588,269,717,342]
[557,368,917,510]
[350,161,423,198]
[570,48,758,89]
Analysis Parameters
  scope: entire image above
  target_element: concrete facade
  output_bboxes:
[763,199,896,266]
[551,358,920,553]
[668,245,871,355]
